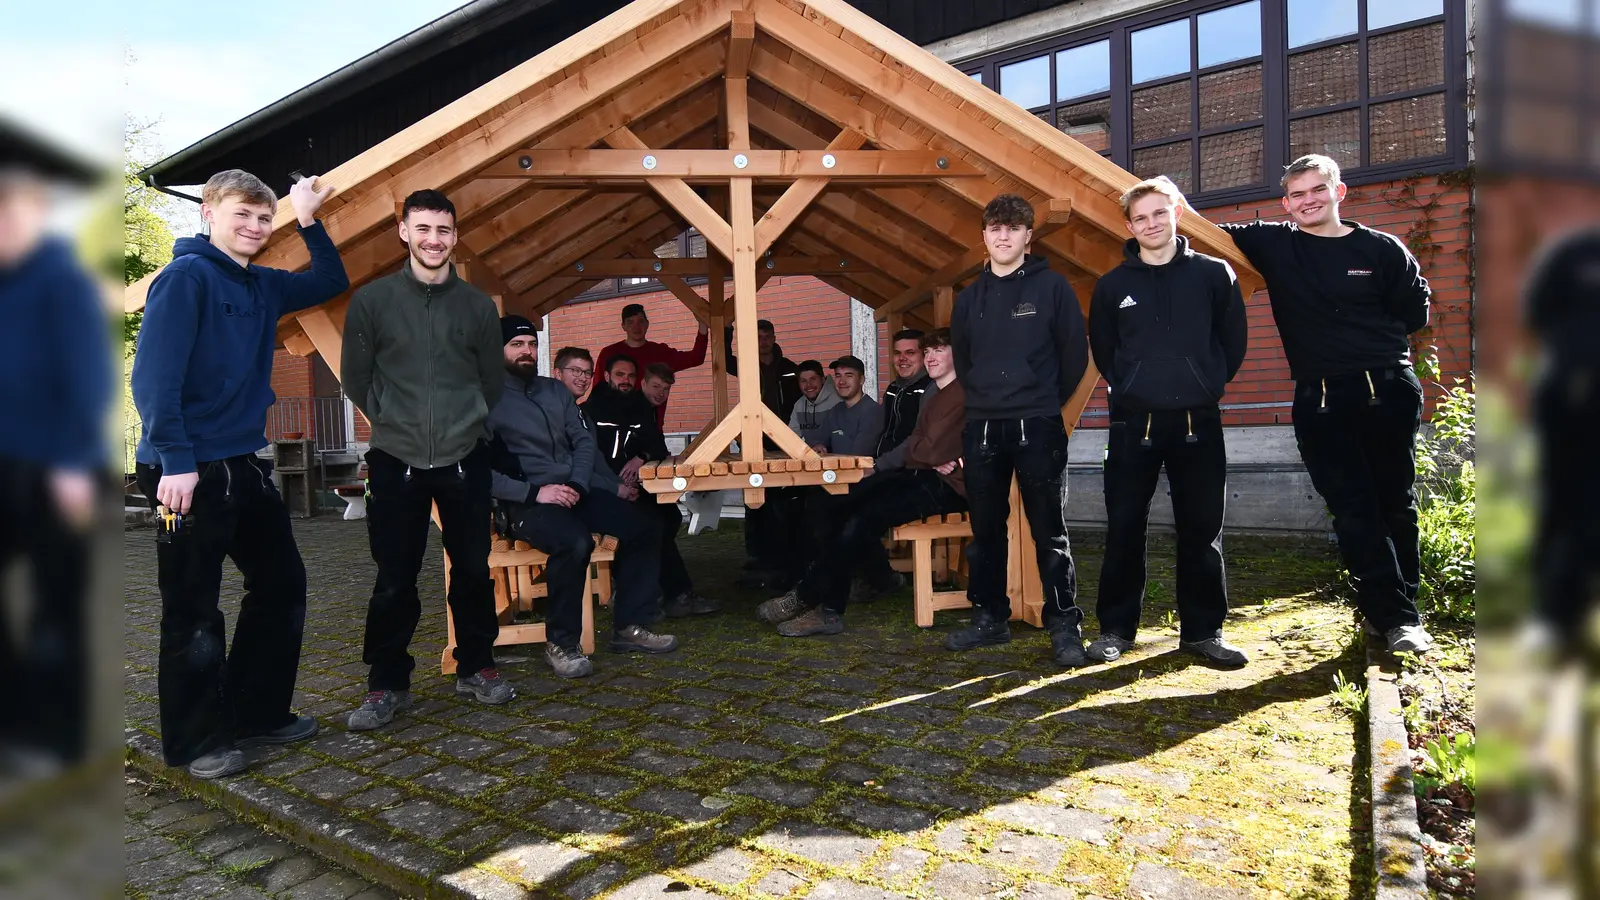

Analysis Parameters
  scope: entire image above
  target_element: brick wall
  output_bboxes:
[269,172,1474,433]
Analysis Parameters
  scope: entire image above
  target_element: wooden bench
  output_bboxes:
[436,509,616,674]
[891,513,976,627]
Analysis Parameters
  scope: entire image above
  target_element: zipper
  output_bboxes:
[425,285,436,468]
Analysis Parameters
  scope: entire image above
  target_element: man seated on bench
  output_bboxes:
[550,346,641,502]
[488,317,680,679]
[759,329,968,635]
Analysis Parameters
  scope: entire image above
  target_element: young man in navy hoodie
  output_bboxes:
[1087,178,1248,667]
[949,194,1091,666]
[132,170,348,779]
[1216,155,1434,655]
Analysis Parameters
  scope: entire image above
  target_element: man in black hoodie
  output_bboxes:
[950,194,1091,666]
[1088,178,1249,668]
[725,319,803,581]
[1216,154,1434,655]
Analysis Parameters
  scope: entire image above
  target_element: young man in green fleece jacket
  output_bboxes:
[340,189,508,730]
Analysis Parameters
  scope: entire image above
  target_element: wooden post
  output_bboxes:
[730,176,763,467]
[707,256,730,421]
[933,285,954,328]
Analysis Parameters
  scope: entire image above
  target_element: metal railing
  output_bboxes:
[266,397,351,452]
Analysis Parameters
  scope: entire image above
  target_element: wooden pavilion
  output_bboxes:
[125,0,1262,623]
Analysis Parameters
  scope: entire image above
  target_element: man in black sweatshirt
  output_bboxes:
[1217,154,1434,654]
[873,329,938,469]
[1088,178,1248,668]
[950,193,1091,666]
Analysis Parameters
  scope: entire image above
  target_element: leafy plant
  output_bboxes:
[1415,732,1475,794]
[1414,380,1475,624]
[1330,671,1368,717]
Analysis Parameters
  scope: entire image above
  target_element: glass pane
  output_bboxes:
[1132,80,1194,142]
[1369,24,1445,96]
[1367,0,1443,29]
[1289,42,1360,111]
[1288,0,1358,47]
[1200,63,1262,129]
[688,233,707,258]
[1370,93,1448,163]
[969,71,983,84]
[1503,100,1580,163]
[1000,55,1051,109]
[1056,41,1111,101]
[1290,109,1362,169]
[1133,141,1194,194]
[1201,127,1264,190]
[1058,97,1112,154]
[1507,0,1583,27]
[1132,19,1192,83]
[654,238,680,259]
[1198,1,1262,68]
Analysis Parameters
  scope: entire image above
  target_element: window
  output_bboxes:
[1482,0,1600,176]
[573,229,708,302]
[962,0,1466,201]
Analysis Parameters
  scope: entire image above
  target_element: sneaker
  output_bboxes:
[1179,637,1250,667]
[849,572,907,605]
[239,714,319,747]
[689,593,721,615]
[1051,629,1090,668]
[610,624,680,654]
[545,644,594,679]
[944,609,1011,651]
[1384,625,1434,654]
[757,588,807,625]
[456,668,516,705]
[347,690,413,731]
[777,607,844,637]
[187,746,248,780]
[1086,634,1135,663]
[664,592,694,618]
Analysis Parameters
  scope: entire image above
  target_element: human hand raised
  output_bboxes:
[289,175,335,227]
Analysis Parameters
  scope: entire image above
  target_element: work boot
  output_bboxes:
[239,715,319,747]
[689,592,721,615]
[1085,634,1135,663]
[777,607,844,637]
[849,572,907,605]
[1051,628,1090,667]
[456,668,516,704]
[545,644,594,679]
[943,608,1011,651]
[1384,625,1434,654]
[1179,637,1250,667]
[664,592,694,618]
[187,746,248,780]
[347,690,412,731]
[610,624,680,654]
[757,588,807,624]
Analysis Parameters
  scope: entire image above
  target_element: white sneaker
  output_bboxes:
[1385,625,1434,654]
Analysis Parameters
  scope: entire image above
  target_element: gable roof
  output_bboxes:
[125,0,1261,357]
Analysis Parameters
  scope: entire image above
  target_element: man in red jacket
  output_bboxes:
[595,303,708,426]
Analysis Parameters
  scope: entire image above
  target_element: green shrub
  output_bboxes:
[1414,381,1475,624]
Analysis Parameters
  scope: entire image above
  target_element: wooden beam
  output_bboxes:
[296,306,345,380]
[933,285,954,328]
[683,402,745,466]
[730,176,763,464]
[726,75,751,152]
[483,148,986,181]
[748,101,835,152]
[707,255,730,421]
[753,127,867,255]
[760,405,816,461]
[727,9,755,79]
[566,256,866,276]
[604,127,735,260]
[657,275,711,326]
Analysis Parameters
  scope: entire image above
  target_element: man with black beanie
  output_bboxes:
[1088,178,1248,667]
[949,193,1091,667]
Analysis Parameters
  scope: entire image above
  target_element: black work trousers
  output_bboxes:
[638,494,693,599]
[511,488,662,649]
[1534,371,1600,632]
[136,455,306,767]
[0,461,94,763]
[962,415,1082,634]
[1097,406,1229,642]
[1292,366,1423,632]
[362,444,497,691]
[797,469,965,613]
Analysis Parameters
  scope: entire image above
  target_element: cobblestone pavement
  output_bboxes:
[126,517,1369,899]
[125,769,394,899]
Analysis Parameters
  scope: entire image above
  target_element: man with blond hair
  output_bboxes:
[1087,178,1248,667]
[1217,154,1434,654]
[133,169,348,779]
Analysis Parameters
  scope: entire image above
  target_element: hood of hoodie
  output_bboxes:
[170,233,255,281]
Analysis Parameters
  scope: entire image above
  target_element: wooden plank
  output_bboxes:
[675,463,696,477]
[694,464,712,477]
[730,461,750,474]
[759,405,817,461]
[711,462,729,475]
[744,487,766,508]
[604,127,736,260]
[295,306,346,380]
[731,177,765,464]
[640,466,866,493]
[282,331,316,358]
[752,127,867,254]
[913,539,935,628]
[683,407,744,466]
[727,9,755,79]
[892,521,974,540]
[568,256,868,276]
[933,285,954,328]
[707,256,730,420]
[726,77,751,152]
[482,149,987,180]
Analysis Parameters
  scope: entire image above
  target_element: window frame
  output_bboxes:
[572,228,709,303]
[959,0,1469,206]
[1478,0,1600,181]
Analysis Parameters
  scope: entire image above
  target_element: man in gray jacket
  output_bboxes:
[788,360,841,446]
[810,356,881,456]
[341,190,508,731]
[489,317,678,679]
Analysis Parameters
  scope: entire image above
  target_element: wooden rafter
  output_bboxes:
[566,256,867,276]
[481,148,987,181]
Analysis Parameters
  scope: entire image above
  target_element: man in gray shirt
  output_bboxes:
[810,356,881,456]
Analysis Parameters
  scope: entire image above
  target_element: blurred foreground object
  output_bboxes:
[0,115,111,777]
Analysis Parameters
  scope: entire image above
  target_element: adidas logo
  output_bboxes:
[1118,296,1137,309]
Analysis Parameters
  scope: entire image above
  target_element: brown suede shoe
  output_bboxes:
[777,607,844,637]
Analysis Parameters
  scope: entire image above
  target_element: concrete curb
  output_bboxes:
[125,733,488,900]
[1364,639,1430,899]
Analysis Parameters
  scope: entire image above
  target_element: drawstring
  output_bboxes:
[1018,418,1028,448]
[1318,379,1328,414]
[981,420,990,452]
[1365,371,1381,406]
[1185,410,1197,444]
[457,461,464,480]
[404,465,413,482]
[1141,413,1152,447]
